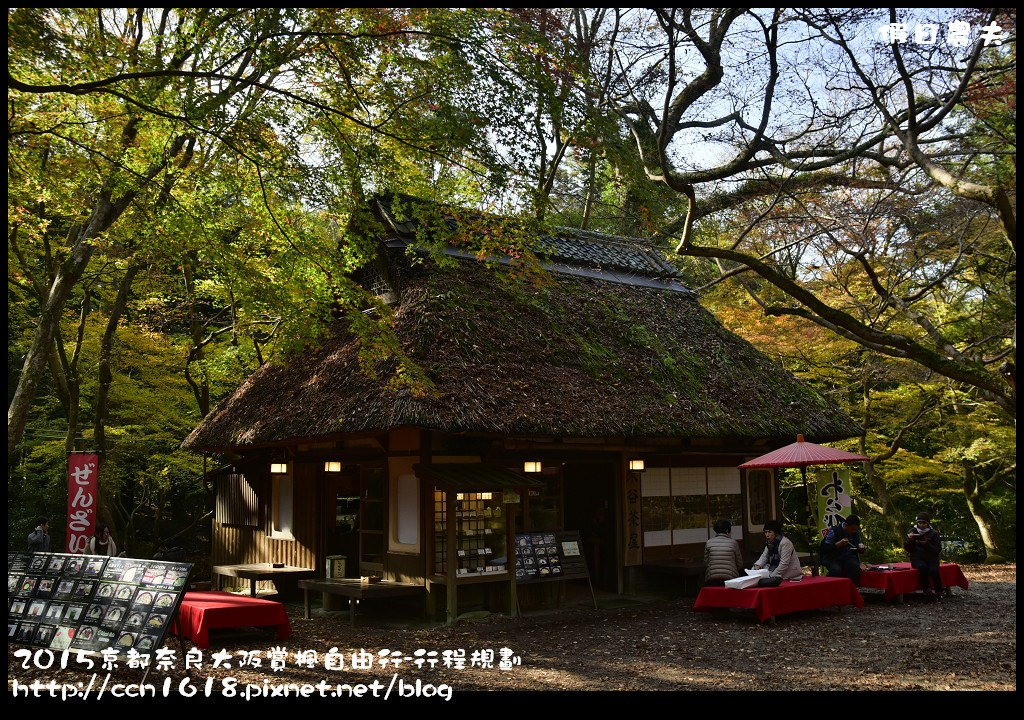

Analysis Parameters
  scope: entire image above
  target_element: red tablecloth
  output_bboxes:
[170,591,291,648]
[693,576,864,623]
[858,562,969,601]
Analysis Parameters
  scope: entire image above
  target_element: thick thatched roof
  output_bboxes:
[184,242,861,451]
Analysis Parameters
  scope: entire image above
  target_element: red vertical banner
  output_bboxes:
[66,452,99,553]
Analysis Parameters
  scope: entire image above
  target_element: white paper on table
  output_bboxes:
[744,568,770,578]
[724,575,761,589]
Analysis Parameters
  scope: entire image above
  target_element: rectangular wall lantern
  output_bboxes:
[270,462,288,474]
[523,461,542,473]
[324,461,342,473]
[629,459,645,471]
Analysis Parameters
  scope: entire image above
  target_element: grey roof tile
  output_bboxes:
[374,193,685,290]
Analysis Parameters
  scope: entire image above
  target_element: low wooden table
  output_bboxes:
[212,563,316,596]
[298,578,425,626]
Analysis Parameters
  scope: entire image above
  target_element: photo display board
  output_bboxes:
[514,530,590,584]
[8,552,192,655]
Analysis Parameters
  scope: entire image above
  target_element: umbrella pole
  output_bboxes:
[801,467,819,577]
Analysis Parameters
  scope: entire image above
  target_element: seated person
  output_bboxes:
[905,512,943,599]
[751,519,803,580]
[703,519,743,586]
[820,515,866,584]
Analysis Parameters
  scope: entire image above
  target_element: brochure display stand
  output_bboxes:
[8,551,193,666]
[513,530,597,613]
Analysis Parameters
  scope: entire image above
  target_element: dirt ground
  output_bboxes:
[8,563,1015,705]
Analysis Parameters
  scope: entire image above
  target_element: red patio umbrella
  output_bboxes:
[739,434,868,575]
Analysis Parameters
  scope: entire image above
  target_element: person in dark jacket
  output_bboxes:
[820,515,866,584]
[27,516,51,552]
[704,519,743,585]
[905,512,943,599]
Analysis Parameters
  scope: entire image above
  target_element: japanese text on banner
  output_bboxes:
[816,467,853,532]
[66,452,98,553]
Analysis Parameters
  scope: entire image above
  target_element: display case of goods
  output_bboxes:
[433,491,508,578]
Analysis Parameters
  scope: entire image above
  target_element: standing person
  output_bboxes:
[87,525,119,556]
[820,515,866,585]
[905,512,943,599]
[751,519,803,580]
[704,519,743,586]
[27,516,51,552]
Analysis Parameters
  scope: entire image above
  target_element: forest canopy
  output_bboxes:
[7,8,1015,560]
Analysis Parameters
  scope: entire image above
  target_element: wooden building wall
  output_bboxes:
[384,427,427,583]
[208,435,780,599]
[211,462,320,592]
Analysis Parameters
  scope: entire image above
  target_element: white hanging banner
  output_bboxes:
[815,467,853,533]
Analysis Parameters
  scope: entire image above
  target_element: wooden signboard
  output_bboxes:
[8,551,192,655]
[513,531,596,610]
[514,531,589,583]
[623,472,642,566]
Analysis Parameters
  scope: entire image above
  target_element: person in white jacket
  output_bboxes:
[86,525,119,556]
[752,520,803,580]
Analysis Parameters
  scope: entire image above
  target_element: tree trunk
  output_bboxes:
[8,121,186,466]
[59,295,91,454]
[89,266,141,559]
[152,486,166,545]
[183,261,211,416]
[860,459,905,546]
[48,340,71,417]
[581,152,597,231]
[93,265,143,457]
[8,229,95,466]
[962,465,1006,562]
[858,387,906,546]
[64,379,81,455]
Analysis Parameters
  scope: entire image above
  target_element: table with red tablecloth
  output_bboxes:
[858,562,969,601]
[170,591,292,648]
[693,576,864,623]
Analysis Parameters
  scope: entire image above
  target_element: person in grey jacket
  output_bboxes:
[752,519,803,580]
[704,519,743,585]
[27,516,51,552]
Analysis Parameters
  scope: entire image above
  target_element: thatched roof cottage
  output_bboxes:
[184,194,861,621]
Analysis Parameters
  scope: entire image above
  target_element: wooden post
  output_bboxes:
[445,490,458,624]
[801,467,820,577]
[507,501,518,616]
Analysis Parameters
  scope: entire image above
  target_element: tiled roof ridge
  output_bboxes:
[550,224,664,250]
[371,192,683,282]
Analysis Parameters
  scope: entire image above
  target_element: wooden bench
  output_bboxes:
[298,578,426,626]
[171,591,292,648]
[212,563,316,597]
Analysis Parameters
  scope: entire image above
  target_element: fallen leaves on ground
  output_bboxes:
[7,563,1014,700]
